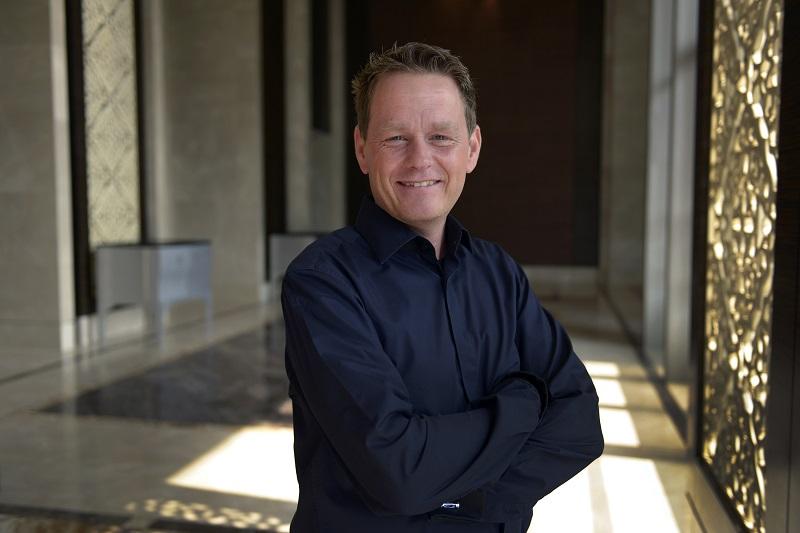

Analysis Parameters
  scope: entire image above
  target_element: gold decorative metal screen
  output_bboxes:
[83,0,140,247]
[702,0,784,531]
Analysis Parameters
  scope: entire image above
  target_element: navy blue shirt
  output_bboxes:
[282,197,603,533]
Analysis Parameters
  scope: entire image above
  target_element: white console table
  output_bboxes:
[95,241,213,347]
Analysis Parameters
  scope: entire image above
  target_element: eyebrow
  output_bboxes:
[431,121,458,132]
[378,121,408,133]
[377,121,459,133]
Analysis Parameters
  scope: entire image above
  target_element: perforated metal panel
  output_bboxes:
[701,1,785,530]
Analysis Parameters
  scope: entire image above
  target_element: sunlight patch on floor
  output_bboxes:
[530,467,594,532]
[600,455,681,533]
[599,407,640,447]
[167,425,299,503]
[584,361,621,378]
[594,377,628,407]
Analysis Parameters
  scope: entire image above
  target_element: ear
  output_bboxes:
[466,125,482,174]
[354,125,369,175]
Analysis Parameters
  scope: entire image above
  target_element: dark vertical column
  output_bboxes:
[263,0,286,279]
[133,0,147,242]
[311,0,330,132]
[768,2,800,531]
[573,0,604,266]
[688,0,713,459]
[65,0,91,317]
[345,0,369,224]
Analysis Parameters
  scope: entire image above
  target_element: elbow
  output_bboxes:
[590,434,605,461]
[588,403,605,460]
[587,411,605,461]
[571,434,604,467]
[570,400,604,464]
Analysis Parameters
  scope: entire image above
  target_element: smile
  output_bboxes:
[398,180,441,188]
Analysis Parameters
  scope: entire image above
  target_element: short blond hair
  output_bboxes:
[352,42,477,137]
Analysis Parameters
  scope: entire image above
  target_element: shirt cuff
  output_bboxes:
[428,489,486,522]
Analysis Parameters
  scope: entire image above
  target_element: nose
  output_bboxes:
[406,137,433,170]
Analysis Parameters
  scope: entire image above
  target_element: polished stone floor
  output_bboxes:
[42,324,290,427]
[0,296,702,532]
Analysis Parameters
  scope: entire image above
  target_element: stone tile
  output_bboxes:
[0,296,703,532]
[42,325,289,426]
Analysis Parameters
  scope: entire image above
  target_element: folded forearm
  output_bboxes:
[291,350,543,516]
[429,392,603,523]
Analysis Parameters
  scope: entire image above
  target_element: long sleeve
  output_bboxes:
[481,262,604,523]
[432,260,604,526]
[282,266,543,517]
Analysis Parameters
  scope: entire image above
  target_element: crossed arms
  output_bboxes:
[281,264,604,523]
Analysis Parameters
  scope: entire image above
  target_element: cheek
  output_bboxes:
[441,154,470,178]
[376,156,405,179]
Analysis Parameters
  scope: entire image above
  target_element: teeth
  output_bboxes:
[401,180,438,188]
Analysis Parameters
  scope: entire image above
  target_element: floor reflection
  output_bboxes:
[41,324,290,427]
[0,511,126,533]
[0,297,701,532]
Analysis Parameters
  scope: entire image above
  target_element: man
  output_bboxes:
[281,42,603,532]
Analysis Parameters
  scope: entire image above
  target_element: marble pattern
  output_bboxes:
[0,512,127,533]
[82,0,141,248]
[43,325,289,427]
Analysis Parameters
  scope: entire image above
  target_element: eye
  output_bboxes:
[430,134,454,145]
[384,135,406,144]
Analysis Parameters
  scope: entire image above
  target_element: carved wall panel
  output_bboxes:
[702,0,784,531]
[82,0,140,247]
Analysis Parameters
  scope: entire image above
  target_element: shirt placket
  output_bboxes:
[439,255,481,404]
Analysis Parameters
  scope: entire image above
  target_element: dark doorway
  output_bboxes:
[344,1,603,266]
[263,0,287,280]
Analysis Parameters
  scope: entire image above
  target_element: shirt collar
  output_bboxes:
[354,195,472,264]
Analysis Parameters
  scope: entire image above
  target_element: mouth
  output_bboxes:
[397,179,442,188]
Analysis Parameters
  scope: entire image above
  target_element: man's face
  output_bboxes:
[354,73,481,232]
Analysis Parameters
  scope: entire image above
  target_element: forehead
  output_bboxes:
[369,72,464,125]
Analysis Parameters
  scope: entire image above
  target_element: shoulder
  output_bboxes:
[285,227,370,283]
[468,236,524,275]
[282,228,376,311]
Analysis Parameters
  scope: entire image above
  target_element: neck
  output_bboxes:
[408,221,446,260]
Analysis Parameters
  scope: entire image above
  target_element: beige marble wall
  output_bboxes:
[308,0,346,231]
[0,0,74,351]
[643,0,698,383]
[141,0,264,314]
[599,0,652,342]
[287,0,347,233]
[285,0,313,232]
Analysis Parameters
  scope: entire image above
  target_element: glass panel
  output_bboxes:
[702,1,784,531]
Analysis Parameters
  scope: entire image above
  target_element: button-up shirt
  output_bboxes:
[281,196,603,533]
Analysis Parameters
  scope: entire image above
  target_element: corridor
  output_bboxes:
[0,296,701,532]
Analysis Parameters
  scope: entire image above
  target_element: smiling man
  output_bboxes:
[353,70,480,256]
[281,42,603,533]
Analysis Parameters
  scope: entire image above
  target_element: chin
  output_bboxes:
[398,209,445,226]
